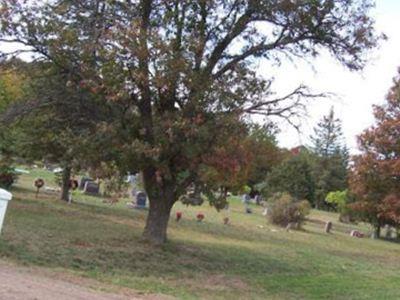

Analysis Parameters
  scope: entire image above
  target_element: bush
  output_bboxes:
[326,190,356,223]
[0,165,17,190]
[267,193,311,228]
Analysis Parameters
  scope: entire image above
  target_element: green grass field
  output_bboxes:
[1,168,400,299]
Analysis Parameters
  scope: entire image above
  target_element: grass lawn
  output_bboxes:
[1,168,400,299]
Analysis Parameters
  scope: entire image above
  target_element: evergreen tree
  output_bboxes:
[265,150,316,204]
[311,107,347,157]
[310,107,349,209]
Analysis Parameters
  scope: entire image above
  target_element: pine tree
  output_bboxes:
[310,107,349,209]
[311,107,347,157]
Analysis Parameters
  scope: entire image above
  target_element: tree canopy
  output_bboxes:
[0,0,382,244]
[350,68,400,237]
[310,107,349,208]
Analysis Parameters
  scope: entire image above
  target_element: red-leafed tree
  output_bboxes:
[350,69,400,238]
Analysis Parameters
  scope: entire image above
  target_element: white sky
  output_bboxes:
[264,0,400,153]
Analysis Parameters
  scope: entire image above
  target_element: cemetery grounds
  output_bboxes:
[1,167,400,299]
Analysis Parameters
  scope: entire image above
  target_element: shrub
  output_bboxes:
[267,193,311,228]
[0,165,17,190]
[326,190,356,223]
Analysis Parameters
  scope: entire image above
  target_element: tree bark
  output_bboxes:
[142,197,174,245]
[60,165,71,202]
[374,225,381,239]
[141,168,177,245]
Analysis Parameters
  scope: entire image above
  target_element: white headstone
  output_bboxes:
[0,189,12,234]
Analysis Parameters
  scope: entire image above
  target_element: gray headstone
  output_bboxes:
[325,221,333,233]
[135,191,147,208]
[80,177,94,190]
[84,181,100,195]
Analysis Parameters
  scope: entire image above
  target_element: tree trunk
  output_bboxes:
[60,165,71,202]
[141,168,177,245]
[374,225,381,239]
[142,197,174,245]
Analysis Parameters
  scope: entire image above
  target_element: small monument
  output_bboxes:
[325,221,333,233]
[262,207,269,216]
[243,194,252,213]
[0,189,12,234]
[350,230,364,238]
[79,177,94,190]
[286,222,299,232]
[84,181,100,195]
[135,191,147,209]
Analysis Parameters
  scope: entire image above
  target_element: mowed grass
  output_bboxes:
[1,168,400,299]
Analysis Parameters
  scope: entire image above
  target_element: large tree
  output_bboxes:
[350,69,400,238]
[3,63,111,201]
[246,123,284,190]
[0,59,29,165]
[310,107,349,208]
[265,150,316,204]
[0,0,381,244]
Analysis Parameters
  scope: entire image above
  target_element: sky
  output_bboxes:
[263,0,400,153]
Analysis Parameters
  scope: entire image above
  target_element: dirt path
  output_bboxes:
[0,260,171,300]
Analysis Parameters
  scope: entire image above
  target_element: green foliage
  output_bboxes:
[310,107,349,209]
[3,169,400,299]
[310,107,347,157]
[265,151,316,204]
[53,170,62,187]
[0,0,382,242]
[267,193,311,227]
[0,163,17,190]
[349,69,400,235]
[326,190,348,209]
[326,190,356,223]
[246,123,284,187]
[0,60,27,113]
[179,192,204,207]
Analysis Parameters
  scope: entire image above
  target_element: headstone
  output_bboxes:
[180,191,203,206]
[243,194,252,213]
[286,222,299,232]
[242,194,250,204]
[0,189,12,234]
[255,194,262,205]
[84,181,100,195]
[325,221,333,233]
[350,230,364,238]
[135,191,147,208]
[80,177,94,190]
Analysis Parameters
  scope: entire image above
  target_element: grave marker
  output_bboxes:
[84,181,100,195]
